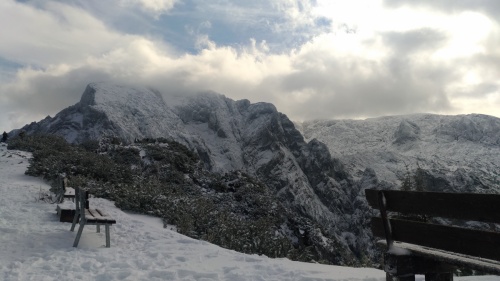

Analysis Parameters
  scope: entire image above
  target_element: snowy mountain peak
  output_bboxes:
[80,82,163,107]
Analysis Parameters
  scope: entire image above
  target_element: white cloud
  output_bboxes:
[0,0,499,132]
[272,0,317,28]
[122,0,177,18]
[0,0,133,67]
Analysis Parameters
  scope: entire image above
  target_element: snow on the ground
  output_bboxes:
[0,143,498,281]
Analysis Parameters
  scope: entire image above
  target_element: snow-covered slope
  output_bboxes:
[1,143,388,281]
[299,114,500,193]
[3,146,500,280]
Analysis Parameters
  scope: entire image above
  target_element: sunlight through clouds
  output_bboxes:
[0,0,499,131]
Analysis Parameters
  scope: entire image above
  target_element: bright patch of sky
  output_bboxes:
[1,0,499,131]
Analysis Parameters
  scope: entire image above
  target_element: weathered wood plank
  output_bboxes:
[425,272,453,281]
[95,209,116,224]
[87,209,116,224]
[376,241,500,275]
[85,209,97,223]
[56,205,75,222]
[372,217,500,261]
[365,189,500,223]
[384,253,453,276]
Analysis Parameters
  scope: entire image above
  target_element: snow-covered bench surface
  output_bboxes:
[379,240,500,275]
[64,187,75,197]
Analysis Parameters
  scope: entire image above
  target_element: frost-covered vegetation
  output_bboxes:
[8,134,354,264]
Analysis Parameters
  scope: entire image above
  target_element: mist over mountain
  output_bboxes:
[15,82,500,265]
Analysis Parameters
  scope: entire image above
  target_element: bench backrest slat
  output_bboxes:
[371,217,500,261]
[74,187,90,220]
[365,189,500,223]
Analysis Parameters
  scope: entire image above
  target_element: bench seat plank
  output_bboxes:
[377,241,500,275]
[95,208,111,217]
[64,187,75,197]
[95,209,116,224]
[365,189,500,223]
[372,217,500,261]
[86,209,116,224]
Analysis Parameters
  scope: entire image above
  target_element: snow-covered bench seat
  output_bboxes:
[55,176,76,203]
[365,189,500,281]
[55,176,76,222]
[70,187,116,247]
[63,187,75,199]
[56,200,76,222]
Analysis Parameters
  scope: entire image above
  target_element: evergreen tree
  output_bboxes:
[401,162,413,191]
[1,131,7,142]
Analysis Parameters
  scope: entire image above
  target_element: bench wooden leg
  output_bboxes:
[425,273,453,281]
[70,212,80,232]
[73,223,85,247]
[97,225,100,233]
[105,224,111,248]
[386,274,415,281]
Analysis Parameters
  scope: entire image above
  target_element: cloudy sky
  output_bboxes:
[1,0,499,131]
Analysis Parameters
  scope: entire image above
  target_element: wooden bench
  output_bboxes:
[55,176,77,222]
[365,188,500,281]
[56,203,76,223]
[55,176,76,202]
[70,187,116,247]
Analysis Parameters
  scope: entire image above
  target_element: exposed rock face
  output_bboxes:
[172,91,355,244]
[392,119,421,146]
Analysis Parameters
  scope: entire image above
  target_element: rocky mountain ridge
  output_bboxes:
[17,83,364,264]
[298,114,500,194]
[16,82,500,265]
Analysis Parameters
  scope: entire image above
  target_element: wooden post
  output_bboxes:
[84,191,90,209]
[425,273,453,281]
[105,224,111,248]
[62,177,68,190]
[378,191,393,249]
[70,187,80,232]
[73,223,85,247]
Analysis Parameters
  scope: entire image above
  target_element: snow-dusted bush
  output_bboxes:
[9,135,322,261]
